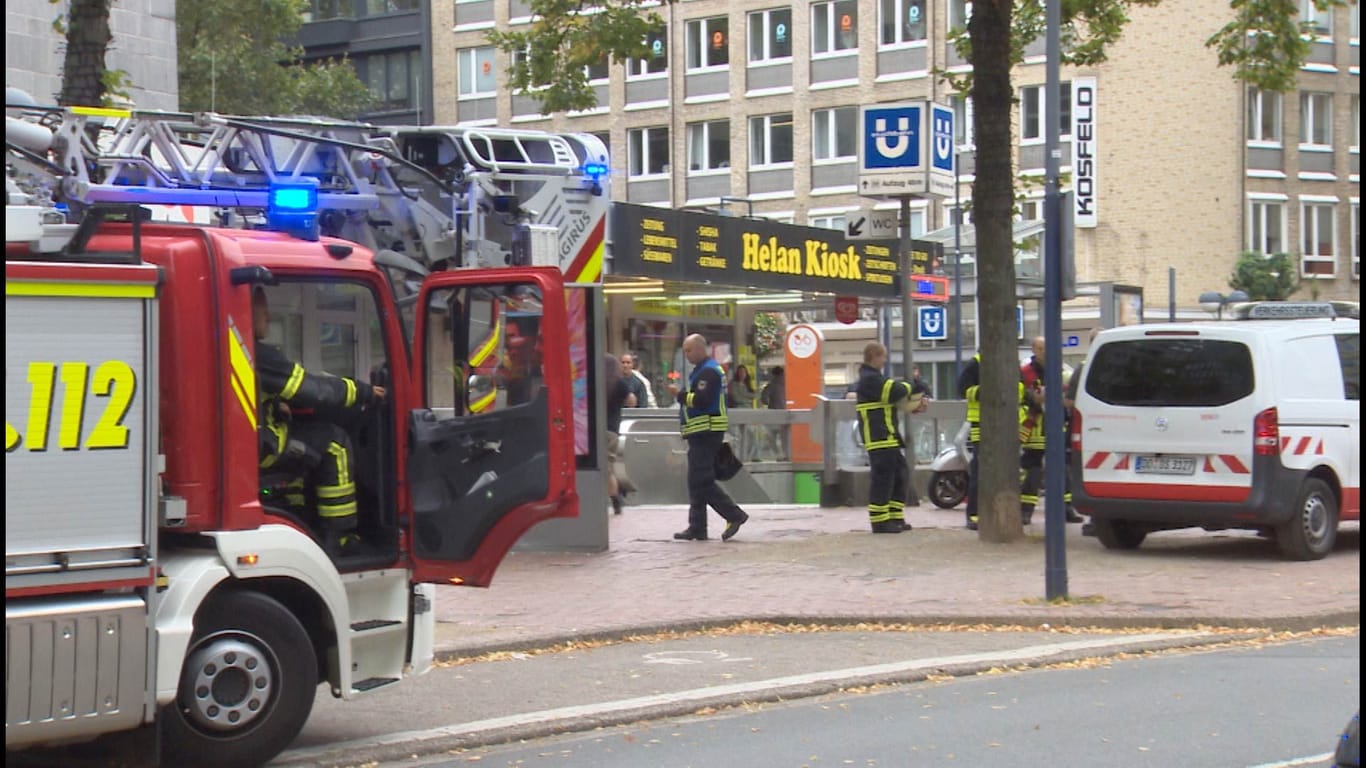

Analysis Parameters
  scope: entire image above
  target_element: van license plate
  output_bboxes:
[1134,455,1197,475]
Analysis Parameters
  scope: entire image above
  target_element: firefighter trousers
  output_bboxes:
[260,420,360,534]
[684,431,746,535]
[1020,448,1044,520]
[867,447,908,529]
[965,438,980,526]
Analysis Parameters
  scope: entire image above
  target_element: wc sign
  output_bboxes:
[859,101,953,199]
[917,305,947,341]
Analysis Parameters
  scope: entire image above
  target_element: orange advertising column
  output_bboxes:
[783,323,825,464]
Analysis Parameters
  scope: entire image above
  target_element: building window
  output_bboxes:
[1300,201,1337,276]
[810,214,848,230]
[363,0,419,15]
[360,50,419,111]
[812,106,857,160]
[1301,0,1332,34]
[880,0,927,45]
[1351,94,1360,149]
[1019,83,1071,142]
[457,46,497,98]
[629,31,669,77]
[812,0,858,55]
[949,0,972,31]
[586,55,610,84]
[1019,198,1041,221]
[1352,200,1360,280]
[1300,92,1332,146]
[1247,88,1283,143]
[628,126,670,177]
[951,94,975,148]
[748,8,793,63]
[749,113,794,167]
[686,16,730,70]
[687,120,730,171]
[305,0,353,21]
[1248,199,1286,255]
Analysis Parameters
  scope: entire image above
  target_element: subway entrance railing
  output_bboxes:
[617,399,968,506]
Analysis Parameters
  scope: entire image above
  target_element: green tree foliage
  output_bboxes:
[492,0,1333,542]
[1228,251,1300,300]
[487,1,664,115]
[177,0,372,118]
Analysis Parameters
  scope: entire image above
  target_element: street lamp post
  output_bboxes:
[1198,290,1250,320]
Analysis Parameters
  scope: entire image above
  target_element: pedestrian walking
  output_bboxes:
[620,352,656,408]
[758,365,788,460]
[667,334,749,541]
[726,363,757,409]
[604,353,637,515]
[854,343,924,533]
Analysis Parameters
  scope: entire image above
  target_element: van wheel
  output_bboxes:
[161,591,317,768]
[1276,478,1338,561]
[1092,518,1146,550]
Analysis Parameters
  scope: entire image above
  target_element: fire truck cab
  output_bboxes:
[6,105,589,767]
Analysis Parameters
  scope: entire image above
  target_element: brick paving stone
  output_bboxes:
[433,503,1360,656]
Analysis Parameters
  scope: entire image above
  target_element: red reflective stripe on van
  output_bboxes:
[1295,436,1312,455]
[1220,455,1250,474]
[1343,487,1361,518]
[1280,436,1291,452]
[1203,457,1216,473]
[1083,482,1250,502]
[1115,454,1130,470]
[1315,440,1324,455]
[1085,452,1110,470]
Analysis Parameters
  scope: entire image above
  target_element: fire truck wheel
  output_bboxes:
[161,591,318,768]
[1276,478,1339,561]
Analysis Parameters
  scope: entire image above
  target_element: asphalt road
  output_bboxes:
[381,632,1360,768]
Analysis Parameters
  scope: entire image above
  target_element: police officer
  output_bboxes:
[253,287,385,556]
[957,352,983,530]
[667,334,749,541]
[855,343,923,534]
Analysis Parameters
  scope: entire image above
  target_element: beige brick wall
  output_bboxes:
[436,0,1361,308]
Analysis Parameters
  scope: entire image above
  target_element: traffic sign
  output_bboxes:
[909,274,950,303]
[845,207,899,240]
[918,306,947,341]
[858,101,953,199]
[834,296,859,324]
[1016,305,1025,340]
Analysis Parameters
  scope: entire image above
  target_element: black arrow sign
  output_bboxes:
[847,217,866,237]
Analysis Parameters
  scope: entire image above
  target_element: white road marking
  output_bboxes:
[1244,753,1334,768]
[275,631,1210,765]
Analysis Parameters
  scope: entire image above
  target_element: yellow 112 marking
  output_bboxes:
[6,360,137,452]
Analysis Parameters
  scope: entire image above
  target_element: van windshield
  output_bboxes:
[1085,339,1254,407]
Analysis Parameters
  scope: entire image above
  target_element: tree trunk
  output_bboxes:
[969,0,1024,543]
[59,0,114,108]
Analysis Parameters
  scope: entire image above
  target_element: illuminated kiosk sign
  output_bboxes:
[611,203,942,300]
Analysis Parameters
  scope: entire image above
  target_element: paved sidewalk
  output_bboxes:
[433,503,1360,656]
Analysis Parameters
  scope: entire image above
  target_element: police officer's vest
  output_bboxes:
[679,358,729,435]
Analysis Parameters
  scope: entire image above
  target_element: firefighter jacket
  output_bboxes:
[958,354,982,442]
[677,358,729,436]
[1019,357,1046,450]
[854,363,913,451]
[257,341,378,463]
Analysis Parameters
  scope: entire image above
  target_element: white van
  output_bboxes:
[1069,302,1359,560]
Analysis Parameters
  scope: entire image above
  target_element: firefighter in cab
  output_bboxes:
[253,286,385,557]
[855,343,924,534]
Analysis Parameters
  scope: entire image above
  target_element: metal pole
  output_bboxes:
[1168,267,1176,322]
[900,195,920,506]
[953,152,963,376]
[1042,0,1068,600]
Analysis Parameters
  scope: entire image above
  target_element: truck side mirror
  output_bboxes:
[229,265,277,286]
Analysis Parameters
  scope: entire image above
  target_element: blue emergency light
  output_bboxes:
[267,180,320,240]
[582,159,609,197]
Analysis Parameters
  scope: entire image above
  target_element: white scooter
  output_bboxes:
[927,421,971,509]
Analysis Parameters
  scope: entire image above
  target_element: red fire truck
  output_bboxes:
[5,104,609,766]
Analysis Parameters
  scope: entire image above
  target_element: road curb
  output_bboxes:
[432,609,1362,661]
[275,628,1290,768]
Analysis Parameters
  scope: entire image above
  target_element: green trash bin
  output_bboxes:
[793,472,821,504]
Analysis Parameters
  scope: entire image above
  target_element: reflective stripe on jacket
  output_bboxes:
[679,358,729,435]
[855,363,911,451]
